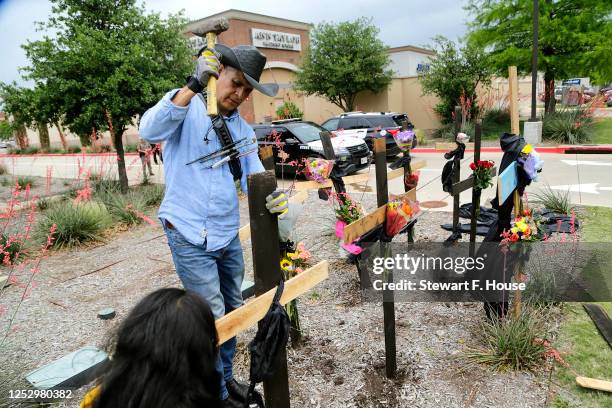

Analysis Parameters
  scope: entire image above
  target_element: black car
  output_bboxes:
[321,112,414,157]
[252,119,371,177]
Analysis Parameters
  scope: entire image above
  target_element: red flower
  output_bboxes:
[470,162,476,170]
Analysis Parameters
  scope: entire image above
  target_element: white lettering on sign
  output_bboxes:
[251,28,301,51]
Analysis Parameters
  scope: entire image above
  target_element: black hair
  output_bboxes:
[92,288,221,408]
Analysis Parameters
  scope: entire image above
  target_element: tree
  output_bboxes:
[0,83,31,149]
[419,37,492,123]
[294,18,393,112]
[467,0,612,114]
[21,0,192,192]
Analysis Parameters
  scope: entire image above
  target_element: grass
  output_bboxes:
[590,118,612,144]
[553,303,612,408]
[550,207,612,407]
[141,184,165,207]
[36,201,112,249]
[16,176,36,189]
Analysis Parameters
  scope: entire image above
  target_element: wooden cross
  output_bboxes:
[246,170,329,408]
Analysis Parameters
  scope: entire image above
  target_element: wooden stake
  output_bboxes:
[509,66,523,319]
[509,66,520,135]
[576,377,612,393]
[259,145,275,171]
[247,170,290,408]
[374,138,396,379]
[469,120,482,257]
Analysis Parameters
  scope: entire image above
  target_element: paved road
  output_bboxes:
[1,151,610,208]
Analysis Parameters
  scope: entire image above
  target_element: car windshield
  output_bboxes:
[364,116,398,128]
[286,122,326,143]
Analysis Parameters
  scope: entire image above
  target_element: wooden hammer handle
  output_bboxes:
[206,32,218,116]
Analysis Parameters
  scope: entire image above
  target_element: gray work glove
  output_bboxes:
[266,190,301,241]
[188,48,221,92]
[278,203,302,242]
[265,190,289,217]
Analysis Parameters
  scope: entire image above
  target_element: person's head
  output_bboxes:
[214,44,279,115]
[216,65,253,115]
[92,288,221,408]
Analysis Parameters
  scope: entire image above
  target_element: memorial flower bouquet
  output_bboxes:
[470,160,495,190]
[501,210,542,243]
[280,241,312,341]
[517,144,543,182]
[303,157,334,183]
[385,199,420,237]
[389,129,415,152]
[332,192,364,225]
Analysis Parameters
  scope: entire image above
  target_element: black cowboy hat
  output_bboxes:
[214,44,279,97]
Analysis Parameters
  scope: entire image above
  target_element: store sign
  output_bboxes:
[251,28,301,51]
[562,79,581,85]
[416,63,430,73]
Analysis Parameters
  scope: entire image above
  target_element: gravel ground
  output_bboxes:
[0,191,552,408]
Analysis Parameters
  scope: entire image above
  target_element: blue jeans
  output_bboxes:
[163,223,244,400]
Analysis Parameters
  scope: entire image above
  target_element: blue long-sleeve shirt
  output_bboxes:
[139,89,264,251]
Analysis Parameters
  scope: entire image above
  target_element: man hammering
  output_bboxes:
[139,23,299,406]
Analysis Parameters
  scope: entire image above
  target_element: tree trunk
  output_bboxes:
[544,70,556,114]
[37,122,50,151]
[54,121,68,151]
[105,109,116,149]
[15,123,28,149]
[114,126,129,193]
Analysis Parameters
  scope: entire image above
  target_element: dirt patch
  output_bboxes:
[0,191,551,407]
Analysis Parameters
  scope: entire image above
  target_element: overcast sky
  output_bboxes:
[0,0,471,87]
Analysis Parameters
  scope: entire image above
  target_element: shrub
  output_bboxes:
[23,146,40,155]
[98,190,147,225]
[482,107,510,125]
[124,143,138,153]
[532,186,572,215]
[275,101,303,120]
[465,308,548,371]
[542,107,594,144]
[434,121,475,140]
[16,176,36,189]
[414,129,427,146]
[36,196,51,211]
[48,147,65,154]
[0,233,24,263]
[141,184,165,206]
[67,146,82,153]
[37,201,112,249]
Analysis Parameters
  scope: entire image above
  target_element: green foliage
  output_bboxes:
[465,308,548,371]
[466,0,612,113]
[97,190,147,225]
[532,185,572,215]
[21,0,193,192]
[48,147,65,154]
[37,196,51,211]
[22,146,40,155]
[275,101,303,120]
[482,107,510,126]
[294,18,393,112]
[0,234,24,263]
[434,121,476,140]
[124,143,138,153]
[67,146,81,153]
[0,121,14,141]
[16,176,36,189]
[419,37,492,123]
[542,107,594,144]
[141,184,165,207]
[37,201,112,248]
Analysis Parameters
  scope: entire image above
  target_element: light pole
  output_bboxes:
[530,0,539,121]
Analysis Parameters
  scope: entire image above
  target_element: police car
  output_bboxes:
[252,119,371,177]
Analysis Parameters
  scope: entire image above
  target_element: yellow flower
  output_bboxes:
[515,220,528,232]
[511,227,519,234]
[280,259,293,271]
[522,144,533,154]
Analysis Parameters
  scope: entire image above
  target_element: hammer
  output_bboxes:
[190,17,229,116]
